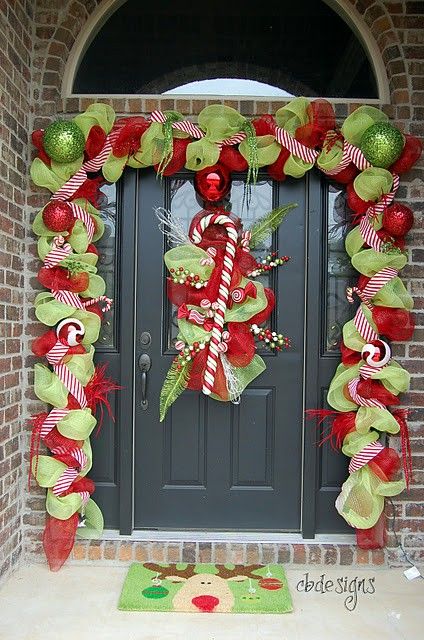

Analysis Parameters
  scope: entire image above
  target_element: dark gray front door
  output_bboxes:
[91,168,351,535]
[131,170,305,531]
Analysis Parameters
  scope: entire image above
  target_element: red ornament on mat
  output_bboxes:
[382,203,414,237]
[194,164,231,202]
[42,200,74,232]
[259,577,283,591]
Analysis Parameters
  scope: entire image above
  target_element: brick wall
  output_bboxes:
[0,0,34,583]
[0,0,422,575]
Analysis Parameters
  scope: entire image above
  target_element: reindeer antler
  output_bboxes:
[214,564,263,580]
[144,563,197,579]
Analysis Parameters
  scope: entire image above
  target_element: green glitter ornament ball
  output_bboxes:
[360,123,404,169]
[43,120,86,163]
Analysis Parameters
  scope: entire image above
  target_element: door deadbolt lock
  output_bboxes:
[140,331,151,347]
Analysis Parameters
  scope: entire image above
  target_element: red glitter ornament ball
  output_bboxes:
[382,203,414,238]
[42,200,74,232]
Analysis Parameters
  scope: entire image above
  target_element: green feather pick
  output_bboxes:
[248,203,297,249]
[159,360,192,422]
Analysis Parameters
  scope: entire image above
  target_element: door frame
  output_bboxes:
[115,167,333,537]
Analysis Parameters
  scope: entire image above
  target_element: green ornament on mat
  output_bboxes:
[359,123,404,168]
[142,585,169,599]
[43,120,86,163]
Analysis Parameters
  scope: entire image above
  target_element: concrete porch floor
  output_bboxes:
[1,564,423,639]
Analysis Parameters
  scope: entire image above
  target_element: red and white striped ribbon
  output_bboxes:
[359,363,383,380]
[52,447,87,496]
[348,441,384,474]
[190,213,238,395]
[52,130,119,202]
[69,202,95,243]
[52,467,79,496]
[344,141,372,171]
[359,215,382,252]
[150,110,248,147]
[54,363,87,409]
[39,408,70,439]
[346,267,398,342]
[51,289,113,313]
[274,126,319,164]
[45,340,69,365]
[353,306,379,343]
[347,377,385,410]
[150,110,204,139]
[320,139,371,176]
[361,268,398,301]
[366,174,400,219]
[79,491,90,505]
[218,132,247,148]
[44,236,73,269]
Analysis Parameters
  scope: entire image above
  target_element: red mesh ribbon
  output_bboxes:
[368,447,402,482]
[43,513,79,572]
[390,134,422,175]
[356,512,386,550]
[186,322,255,400]
[38,265,89,293]
[295,100,336,148]
[372,307,415,342]
[112,116,150,157]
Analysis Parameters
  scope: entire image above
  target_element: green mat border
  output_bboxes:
[118,562,293,614]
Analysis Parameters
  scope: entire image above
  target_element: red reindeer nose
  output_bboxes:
[192,595,219,612]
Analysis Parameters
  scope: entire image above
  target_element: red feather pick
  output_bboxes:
[305,409,356,450]
[84,363,122,435]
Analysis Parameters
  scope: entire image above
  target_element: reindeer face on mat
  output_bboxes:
[144,563,262,613]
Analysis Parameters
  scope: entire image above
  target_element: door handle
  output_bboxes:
[138,353,151,410]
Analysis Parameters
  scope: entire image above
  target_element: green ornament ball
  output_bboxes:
[142,585,169,599]
[360,123,404,169]
[43,119,86,163]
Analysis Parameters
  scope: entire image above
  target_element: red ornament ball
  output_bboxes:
[259,577,283,591]
[382,203,414,238]
[194,164,231,202]
[42,200,74,232]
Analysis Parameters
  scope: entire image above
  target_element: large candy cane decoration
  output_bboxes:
[190,213,238,395]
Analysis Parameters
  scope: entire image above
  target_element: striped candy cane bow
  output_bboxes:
[190,213,238,396]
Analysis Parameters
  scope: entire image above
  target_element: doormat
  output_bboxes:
[118,562,293,614]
